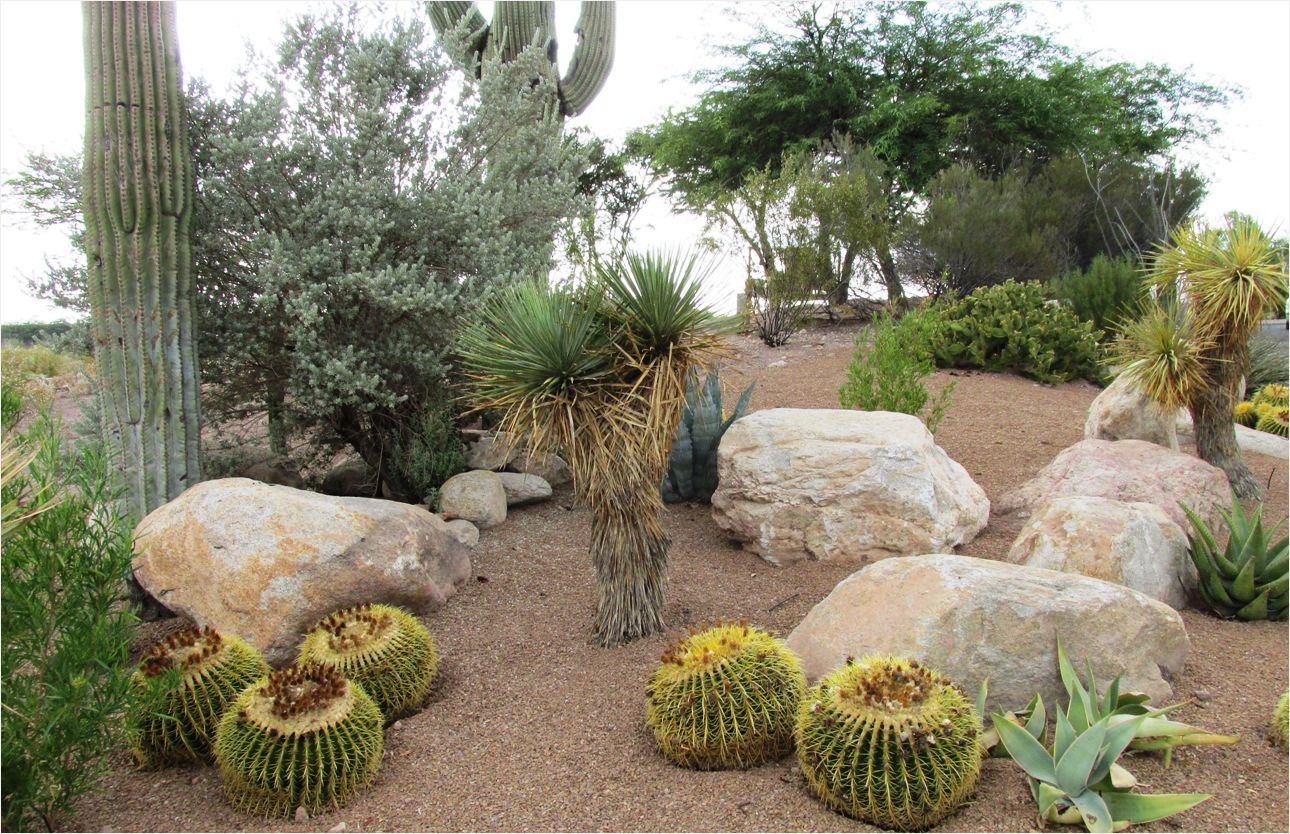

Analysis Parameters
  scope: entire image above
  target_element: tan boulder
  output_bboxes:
[440,470,507,528]
[497,472,552,506]
[462,430,521,471]
[132,478,471,664]
[1084,375,1180,449]
[785,554,1189,711]
[711,409,989,565]
[508,450,572,487]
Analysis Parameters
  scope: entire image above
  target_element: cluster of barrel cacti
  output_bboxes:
[1235,383,1289,436]
[643,623,981,829]
[128,605,438,818]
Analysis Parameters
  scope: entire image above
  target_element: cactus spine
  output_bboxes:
[82,2,201,516]
[129,626,269,767]
[298,604,438,723]
[1273,689,1289,747]
[645,621,806,769]
[427,1,615,117]
[795,656,981,831]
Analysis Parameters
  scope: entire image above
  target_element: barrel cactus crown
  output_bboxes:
[1273,690,1289,747]
[1234,400,1258,427]
[646,621,806,769]
[129,625,268,767]
[1255,404,1289,437]
[795,656,981,831]
[298,603,438,722]
[1253,383,1289,408]
[214,664,384,818]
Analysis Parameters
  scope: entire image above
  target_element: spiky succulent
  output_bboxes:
[214,664,383,818]
[795,656,981,831]
[1255,405,1289,437]
[1253,383,1289,407]
[129,626,268,767]
[645,621,806,769]
[299,604,437,722]
[1273,690,1289,747]
[661,369,754,504]
[1234,400,1259,427]
[1183,496,1288,620]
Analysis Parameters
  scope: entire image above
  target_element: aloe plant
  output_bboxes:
[1183,495,1289,620]
[661,370,754,504]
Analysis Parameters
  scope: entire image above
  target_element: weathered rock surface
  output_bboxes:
[497,472,553,506]
[508,450,572,488]
[711,409,989,564]
[238,456,304,490]
[440,470,507,528]
[786,554,1189,711]
[1008,496,1195,609]
[321,458,378,497]
[462,430,521,472]
[132,478,471,664]
[1084,375,1180,449]
[443,518,480,548]
[997,438,1230,530]
[1176,411,1290,460]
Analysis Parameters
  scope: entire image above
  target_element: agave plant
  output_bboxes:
[1182,496,1289,620]
[661,369,754,504]
[460,250,731,646]
[1111,217,1288,498]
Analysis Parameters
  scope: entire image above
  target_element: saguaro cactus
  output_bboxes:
[82,1,201,517]
[427,1,614,117]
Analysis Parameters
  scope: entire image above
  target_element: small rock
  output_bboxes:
[443,518,480,548]
[1194,689,1212,702]
[497,472,553,506]
[391,720,403,730]
[328,824,347,833]
[462,431,520,471]
[295,806,309,822]
[508,450,572,487]
[440,470,507,528]
[768,359,787,368]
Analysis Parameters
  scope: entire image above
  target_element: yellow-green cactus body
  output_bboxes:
[298,604,437,722]
[1256,406,1289,437]
[129,626,268,767]
[214,664,383,818]
[795,657,981,831]
[1273,690,1289,747]
[645,621,806,769]
[1253,384,1289,408]
[1234,401,1259,427]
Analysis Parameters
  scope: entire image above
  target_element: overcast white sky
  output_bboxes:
[1,0,1288,323]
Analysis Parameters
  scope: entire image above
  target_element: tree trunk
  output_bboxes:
[83,2,201,518]
[875,239,905,306]
[588,482,669,647]
[1190,348,1262,499]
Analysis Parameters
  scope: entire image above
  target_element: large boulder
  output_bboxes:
[785,554,1189,711]
[997,438,1230,530]
[497,472,552,506]
[439,470,507,528]
[1008,496,1195,609]
[711,409,989,565]
[1084,375,1181,449]
[132,478,471,664]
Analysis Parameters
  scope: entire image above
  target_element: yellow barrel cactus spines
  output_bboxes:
[128,625,268,767]
[1234,400,1259,427]
[645,620,806,769]
[298,603,437,722]
[795,656,981,831]
[214,663,383,818]
[1253,383,1289,408]
[1255,405,1289,437]
[1273,689,1289,747]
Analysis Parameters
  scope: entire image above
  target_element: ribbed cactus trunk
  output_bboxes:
[82,1,201,518]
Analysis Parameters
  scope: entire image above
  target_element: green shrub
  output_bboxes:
[839,309,955,432]
[926,280,1104,383]
[1050,254,1144,337]
[0,344,90,382]
[1,379,22,432]
[1,410,138,831]
[390,399,465,508]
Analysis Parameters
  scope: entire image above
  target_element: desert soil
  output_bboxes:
[72,323,1290,833]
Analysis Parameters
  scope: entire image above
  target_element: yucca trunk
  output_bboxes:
[588,482,670,647]
[82,1,201,517]
[1191,342,1261,499]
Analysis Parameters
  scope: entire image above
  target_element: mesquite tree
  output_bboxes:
[82,1,201,516]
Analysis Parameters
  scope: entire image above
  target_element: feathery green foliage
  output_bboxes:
[839,309,954,432]
[1051,255,1146,337]
[1183,497,1288,621]
[299,604,438,723]
[795,656,981,831]
[645,621,806,769]
[662,370,754,504]
[390,398,466,509]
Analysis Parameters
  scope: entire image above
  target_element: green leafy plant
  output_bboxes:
[214,663,383,818]
[661,370,754,504]
[129,626,269,767]
[298,604,437,723]
[839,309,955,432]
[1,410,138,831]
[1051,254,1145,338]
[926,280,1104,383]
[645,621,805,769]
[795,656,980,831]
[390,399,466,509]
[1183,496,1289,620]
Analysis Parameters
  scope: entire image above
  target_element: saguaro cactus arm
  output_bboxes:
[426,0,614,117]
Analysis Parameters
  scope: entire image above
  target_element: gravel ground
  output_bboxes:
[74,323,1289,833]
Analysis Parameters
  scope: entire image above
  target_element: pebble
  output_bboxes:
[328,824,347,833]
[391,720,403,730]
[1195,689,1212,702]
[295,806,309,822]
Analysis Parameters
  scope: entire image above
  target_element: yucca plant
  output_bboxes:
[460,250,731,646]
[1182,496,1288,620]
[1111,217,1289,498]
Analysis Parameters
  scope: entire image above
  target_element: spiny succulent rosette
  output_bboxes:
[129,625,269,767]
[214,663,383,818]
[645,621,806,769]
[795,656,981,832]
[1255,404,1289,437]
[1273,690,1289,747]
[298,603,437,722]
